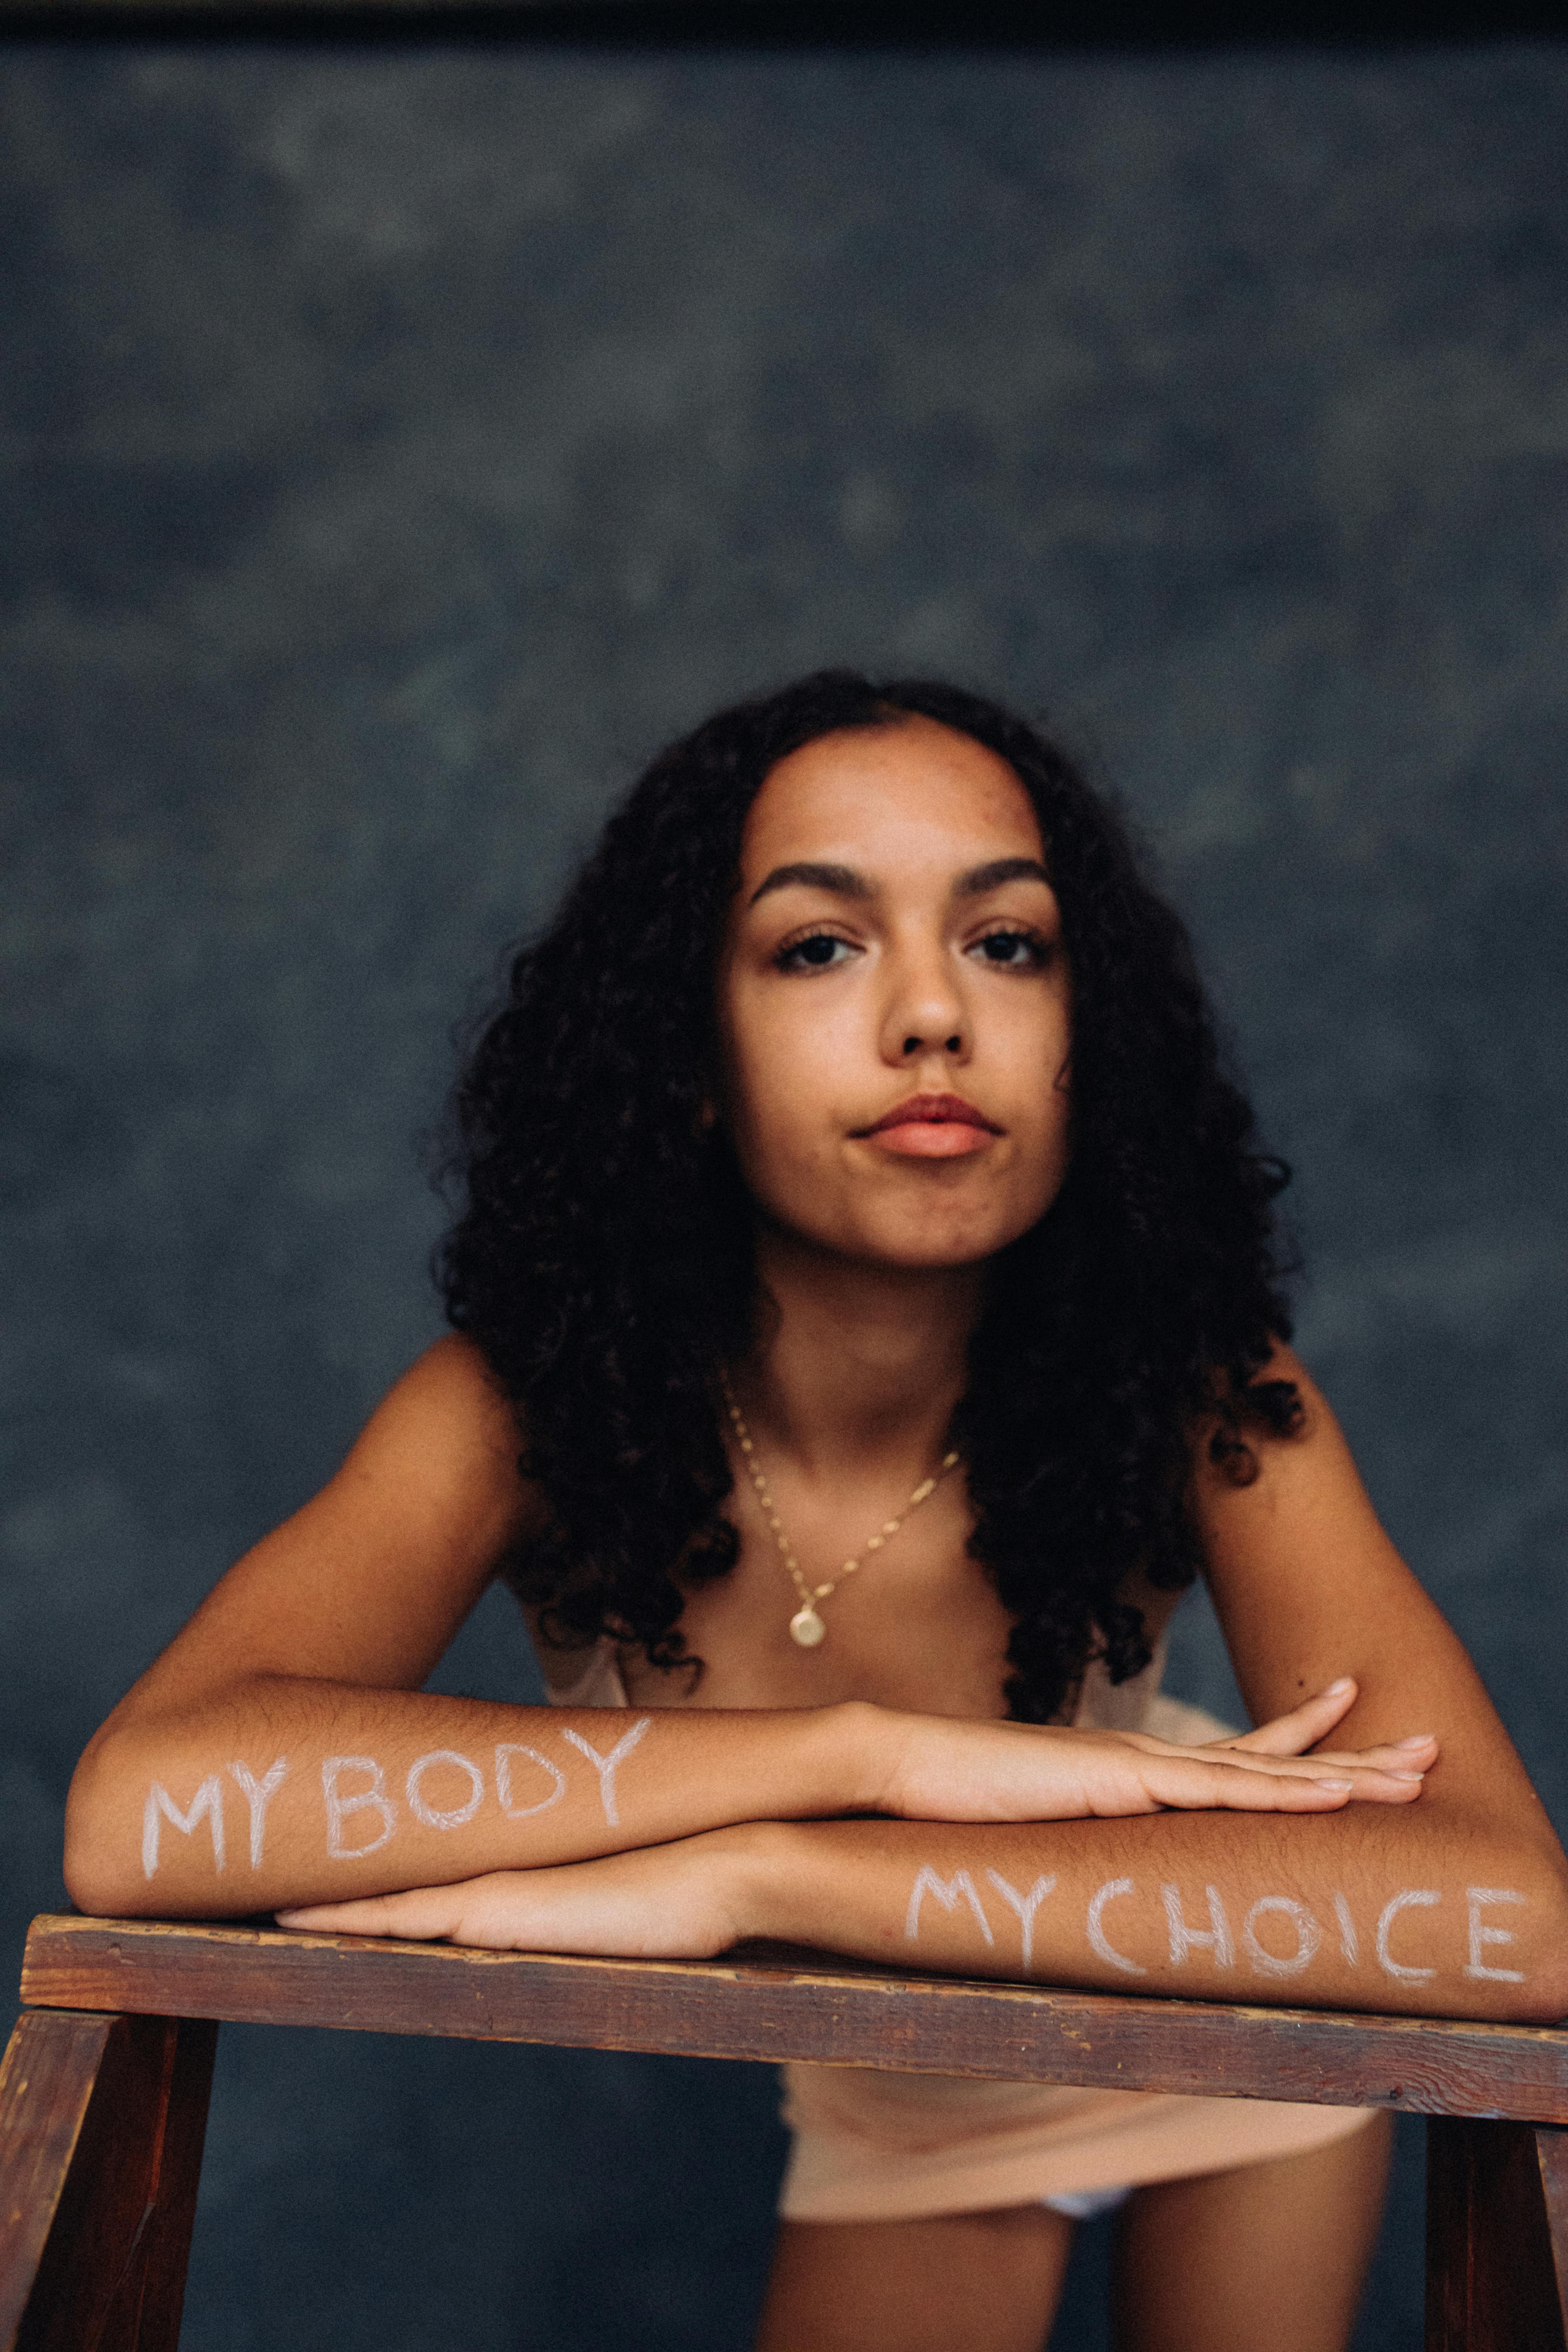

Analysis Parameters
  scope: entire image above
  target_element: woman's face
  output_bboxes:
[715,716,1073,1272]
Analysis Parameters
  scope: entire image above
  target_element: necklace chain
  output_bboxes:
[719,1370,961,1648]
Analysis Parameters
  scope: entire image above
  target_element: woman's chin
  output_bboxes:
[832,1212,1032,1276]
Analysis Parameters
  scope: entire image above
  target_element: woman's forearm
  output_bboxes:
[65,1674,1454,1924]
[63,1679,884,1918]
[736,1801,1568,2024]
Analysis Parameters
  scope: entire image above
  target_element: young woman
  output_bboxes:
[65,672,1568,2352]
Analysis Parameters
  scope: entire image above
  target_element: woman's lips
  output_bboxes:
[854,1093,1003,1160]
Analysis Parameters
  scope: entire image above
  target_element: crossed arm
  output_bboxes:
[64,1338,1568,2024]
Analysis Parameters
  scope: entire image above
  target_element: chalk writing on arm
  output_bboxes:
[1161,1883,1234,1970]
[321,1756,397,1860]
[1241,1896,1321,1977]
[1086,1877,1146,1975]
[142,1776,225,1879]
[901,1863,1529,1993]
[983,1870,1057,1971]
[1464,1886,1526,1983]
[405,1750,484,1830]
[904,1865,995,1946]
[141,1713,660,1888]
[1332,1889,1359,1965]
[559,1717,652,1827]
[493,1743,566,1819]
[1374,1888,1439,1982]
[227,1757,289,1868]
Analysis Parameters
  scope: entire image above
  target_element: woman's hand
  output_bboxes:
[275,1830,758,1959]
[874,1677,1438,1824]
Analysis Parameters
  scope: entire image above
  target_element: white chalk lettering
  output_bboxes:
[1242,1896,1322,1979]
[1086,1878,1147,1975]
[495,1743,567,1820]
[904,1866,995,1946]
[142,1776,225,1879]
[983,1871,1057,1972]
[1161,1883,1236,1970]
[1375,1889,1439,1982]
[322,1756,397,1859]
[227,1757,289,1869]
[405,1749,484,1831]
[1332,1890,1359,1966]
[560,1717,652,1828]
[1464,1887,1526,1984]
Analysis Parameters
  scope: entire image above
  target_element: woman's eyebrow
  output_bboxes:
[954,857,1053,898]
[748,861,871,907]
[747,854,1051,910]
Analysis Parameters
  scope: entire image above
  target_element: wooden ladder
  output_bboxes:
[4,1912,1567,2350]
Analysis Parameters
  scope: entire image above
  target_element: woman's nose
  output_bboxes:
[880,952,969,1065]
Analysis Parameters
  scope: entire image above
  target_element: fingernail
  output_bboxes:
[1395,1735,1436,1749]
[1314,1777,1353,1790]
[1324,1678,1355,1696]
[1387,1769,1426,1781]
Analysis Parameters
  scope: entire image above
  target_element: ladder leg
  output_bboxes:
[1427,2116,1568,2352]
[0,2008,217,2352]
[102,2014,218,2352]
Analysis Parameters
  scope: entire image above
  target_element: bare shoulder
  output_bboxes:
[97,1335,541,1731]
[347,1331,529,1480]
[1190,1339,1366,1528]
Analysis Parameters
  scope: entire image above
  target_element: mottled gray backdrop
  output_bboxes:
[3,37,1565,2351]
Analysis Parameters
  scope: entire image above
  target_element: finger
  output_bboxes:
[1171,1757,1435,1811]
[1224,1679,1360,1756]
[274,1888,465,1940]
[1199,1751,1432,1797]
[1074,1760,1349,1816]
[1121,1733,1429,1787]
[1091,1746,1432,1811]
[1305,1737,1439,1772]
[1108,1761,1388,1816]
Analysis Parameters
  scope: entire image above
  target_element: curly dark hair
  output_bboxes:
[437,670,1302,1724]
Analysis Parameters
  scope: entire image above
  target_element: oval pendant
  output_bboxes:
[789,1604,827,1648]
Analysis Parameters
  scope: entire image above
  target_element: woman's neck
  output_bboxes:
[736,1226,983,1479]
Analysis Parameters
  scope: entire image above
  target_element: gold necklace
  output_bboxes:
[719,1371,961,1647]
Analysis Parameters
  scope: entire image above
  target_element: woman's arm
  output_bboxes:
[760,1352,1567,2021]
[62,1337,883,1917]
[65,1341,1428,1921]
[281,1352,1568,2024]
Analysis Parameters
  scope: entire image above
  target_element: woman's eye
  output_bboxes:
[970,929,1050,969]
[777,932,857,972]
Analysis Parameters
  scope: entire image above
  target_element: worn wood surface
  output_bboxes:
[22,1914,1568,2122]
[0,2006,216,2352]
[1426,2117,1568,2351]
[112,2015,217,2352]
[1,2011,117,2352]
